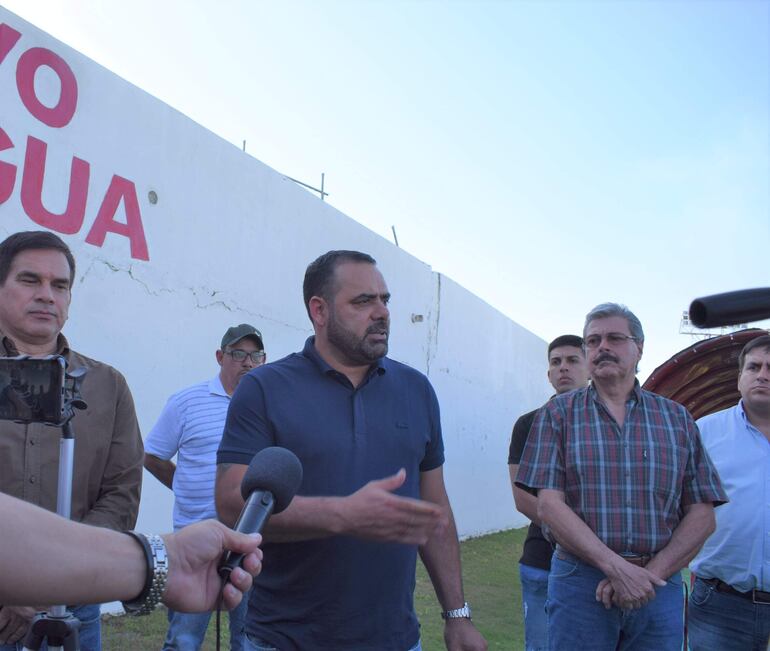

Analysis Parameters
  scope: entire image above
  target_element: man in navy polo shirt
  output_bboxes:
[216,250,487,651]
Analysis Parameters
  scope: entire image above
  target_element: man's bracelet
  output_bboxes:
[121,532,168,615]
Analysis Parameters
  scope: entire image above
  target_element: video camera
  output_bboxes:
[0,355,81,425]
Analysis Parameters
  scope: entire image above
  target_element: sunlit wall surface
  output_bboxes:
[0,8,550,536]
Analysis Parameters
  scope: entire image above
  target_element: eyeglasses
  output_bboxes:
[584,333,638,349]
[226,349,266,364]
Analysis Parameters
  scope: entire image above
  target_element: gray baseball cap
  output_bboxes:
[221,324,264,350]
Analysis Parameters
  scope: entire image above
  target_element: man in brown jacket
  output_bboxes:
[0,230,143,650]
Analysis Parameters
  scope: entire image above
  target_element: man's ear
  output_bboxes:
[309,296,328,328]
[215,349,224,366]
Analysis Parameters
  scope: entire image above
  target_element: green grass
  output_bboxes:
[102,527,527,650]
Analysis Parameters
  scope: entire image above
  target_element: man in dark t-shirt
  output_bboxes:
[508,334,589,651]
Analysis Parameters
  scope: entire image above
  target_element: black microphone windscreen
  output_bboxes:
[689,288,770,328]
[240,446,303,514]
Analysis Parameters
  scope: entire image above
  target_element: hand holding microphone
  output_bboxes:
[218,447,303,581]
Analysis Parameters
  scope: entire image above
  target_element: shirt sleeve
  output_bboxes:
[515,402,565,495]
[508,410,536,465]
[81,371,144,531]
[144,394,183,460]
[217,373,274,466]
[680,410,728,507]
[419,379,445,472]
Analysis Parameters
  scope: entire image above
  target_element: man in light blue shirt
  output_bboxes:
[689,334,770,650]
[144,324,266,651]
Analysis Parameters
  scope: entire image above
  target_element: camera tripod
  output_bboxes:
[21,364,87,651]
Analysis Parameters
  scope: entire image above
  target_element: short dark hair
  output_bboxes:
[0,231,76,286]
[303,250,376,319]
[738,334,770,372]
[548,334,584,357]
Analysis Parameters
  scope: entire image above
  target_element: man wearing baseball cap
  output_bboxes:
[144,324,266,651]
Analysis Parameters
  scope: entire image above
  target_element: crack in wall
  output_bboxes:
[81,258,307,332]
[426,272,442,376]
[79,259,174,298]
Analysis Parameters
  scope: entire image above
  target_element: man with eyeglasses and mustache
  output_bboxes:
[216,251,487,651]
[145,323,266,651]
[516,303,726,651]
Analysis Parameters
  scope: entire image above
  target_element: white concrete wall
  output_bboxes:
[0,8,550,538]
[428,275,550,535]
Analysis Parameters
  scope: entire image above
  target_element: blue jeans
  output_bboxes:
[547,552,684,650]
[688,577,770,650]
[163,595,248,651]
[519,563,549,651]
[244,635,422,651]
[0,603,100,651]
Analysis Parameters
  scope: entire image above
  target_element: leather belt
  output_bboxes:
[620,554,652,567]
[702,578,770,605]
[554,546,652,567]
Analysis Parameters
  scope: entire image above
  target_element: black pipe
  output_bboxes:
[689,288,770,328]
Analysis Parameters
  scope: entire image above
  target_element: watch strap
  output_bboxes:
[441,601,472,620]
[121,532,168,615]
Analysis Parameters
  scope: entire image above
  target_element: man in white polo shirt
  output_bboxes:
[144,324,266,651]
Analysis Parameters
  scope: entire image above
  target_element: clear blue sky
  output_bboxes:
[6,0,769,378]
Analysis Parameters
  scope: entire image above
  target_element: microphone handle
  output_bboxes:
[218,489,275,579]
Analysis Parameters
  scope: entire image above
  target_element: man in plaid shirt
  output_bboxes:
[516,303,726,650]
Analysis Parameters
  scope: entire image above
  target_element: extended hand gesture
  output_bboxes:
[341,469,446,544]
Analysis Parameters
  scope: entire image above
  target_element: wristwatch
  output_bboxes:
[441,602,472,620]
[121,532,169,615]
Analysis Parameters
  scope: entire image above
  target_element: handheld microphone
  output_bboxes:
[218,446,303,580]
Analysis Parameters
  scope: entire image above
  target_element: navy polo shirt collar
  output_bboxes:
[301,336,386,388]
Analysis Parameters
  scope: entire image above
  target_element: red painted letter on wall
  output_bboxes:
[0,23,22,66]
[16,47,78,128]
[0,128,16,205]
[21,136,89,233]
[86,176,149,261]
